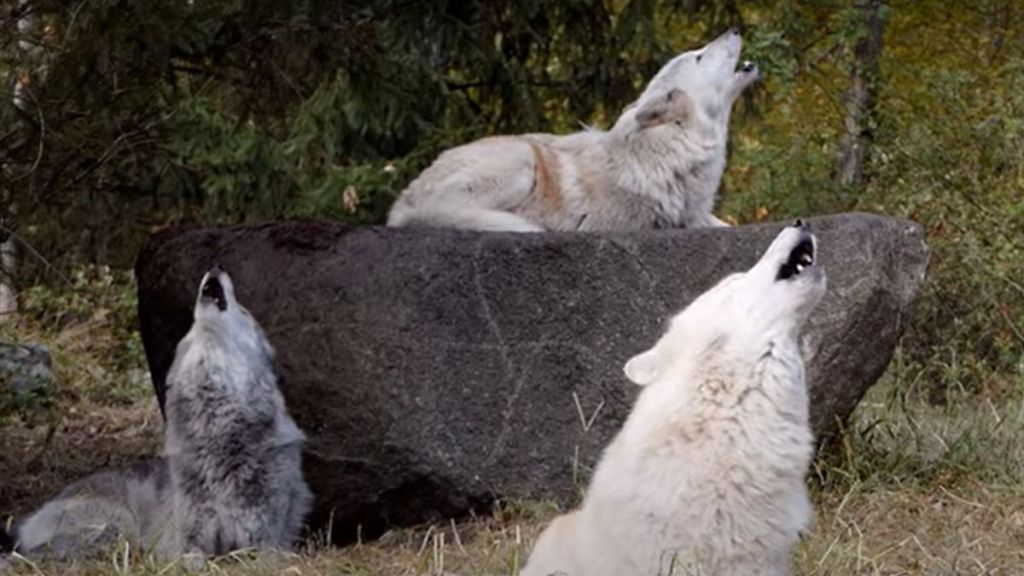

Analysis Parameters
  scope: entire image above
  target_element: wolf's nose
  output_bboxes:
[729,26,740,35]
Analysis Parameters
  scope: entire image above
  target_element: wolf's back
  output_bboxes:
[13,457,173,558]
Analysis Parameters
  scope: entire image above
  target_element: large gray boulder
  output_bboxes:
[135,214,928,543]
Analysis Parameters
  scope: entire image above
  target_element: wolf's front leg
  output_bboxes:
[177,502,222,556]
[682,209,731,229]
[176,517,210,571]
[179,551,208,571]
[693,211,731,227]
[228,506,278,550]
[707,213,732,227]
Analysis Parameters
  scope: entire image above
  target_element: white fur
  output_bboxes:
[521,223,827,576]
[387,29,759,232]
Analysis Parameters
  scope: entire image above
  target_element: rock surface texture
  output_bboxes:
[0,342,54,394]
[135,214,929,543]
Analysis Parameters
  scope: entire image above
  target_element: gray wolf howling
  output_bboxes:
[6,267,311,562]
[164,266,311,557]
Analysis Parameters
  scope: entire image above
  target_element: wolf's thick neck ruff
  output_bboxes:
[609,120,726,228]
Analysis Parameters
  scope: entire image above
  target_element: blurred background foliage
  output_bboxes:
[0,0,1021,397]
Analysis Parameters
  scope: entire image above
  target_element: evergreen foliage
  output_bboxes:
[1,0,1021,393]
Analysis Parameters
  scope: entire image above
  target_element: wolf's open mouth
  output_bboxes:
[777,236,815,281]
[201,276,227,311]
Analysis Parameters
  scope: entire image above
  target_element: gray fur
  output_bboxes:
[11,458,174,559]
[164,267,310,556]
[9,267,311,561]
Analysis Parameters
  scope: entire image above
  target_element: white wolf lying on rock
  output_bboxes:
[2,267,310,562]
[388,28,758,232]
[521,221,826,576]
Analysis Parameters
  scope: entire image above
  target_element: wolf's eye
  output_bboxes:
[696,54,703,64]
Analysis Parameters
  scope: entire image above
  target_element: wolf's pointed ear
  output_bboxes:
[0,524,15,553]
[635,89,691,129]
[623,347,664,386]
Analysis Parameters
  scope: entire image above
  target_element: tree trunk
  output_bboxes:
[1,0,36,319]
[0,237,13,314]
[0,204,15,320]
[836,0,886,188]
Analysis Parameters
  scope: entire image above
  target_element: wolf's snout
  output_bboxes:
[741,61,757,73]
[200,275,228,311]
[775,227,817,281]
[715,26,742,45]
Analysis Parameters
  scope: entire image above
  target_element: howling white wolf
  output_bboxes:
[521,221,826,576]
[388,28,759,232]
[5,267,311,561]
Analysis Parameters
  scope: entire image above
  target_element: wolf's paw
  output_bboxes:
[179,551,207,571]
[710,214,732,227]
